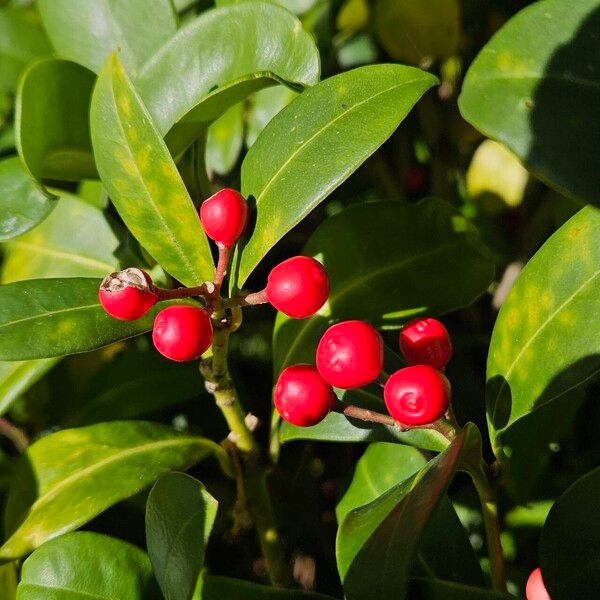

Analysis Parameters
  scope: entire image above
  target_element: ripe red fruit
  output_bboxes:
[399,317,452,369]
[316,320,383,389]
[274,364,335,427]
[152,306,213,362]
[200,188,248,247]
[266,256,329,319]
[526,568,551,600]
[383,365,450,425]
[98,268,157,321]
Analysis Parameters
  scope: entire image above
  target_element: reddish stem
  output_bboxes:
[214,244,231,290]
[224,288,269,309]
[154,283,216,301]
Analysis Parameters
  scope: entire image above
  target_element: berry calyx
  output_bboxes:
[266,256,329,319]
[383,365,450,425]
[316,320,383,389]
[274,364,335,427]
[399,317,452,369]
[98,268,157,321]
[152,305,213,362]
[526,568,551,600]
[200,188,248,247]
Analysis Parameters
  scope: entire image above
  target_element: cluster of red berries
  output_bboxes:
[98,189,330,361]
[274,317,453,428]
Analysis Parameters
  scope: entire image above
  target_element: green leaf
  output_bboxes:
[234,65,438,288]
[540,466,600,600]
[0,278,195,361]
[17,531,161,599]
[136,2,320,153]
[200,576,337,599]
[147,473,218,600]
[63,346,205,426]
[1,421,228,559]
[37,0,177,74]
[487,207,600,497]
[280,396,449,453]
[373,0,460,65]
[336,424,477,600]
[458,0,600,204]
[245,86,298,148]
[90,54,214,287]
[0,561,17,600]
[273,199,494,373]
[206,103,244,176]
[16,58,97,182]
[2,195,129,282]
[336,443,483,587]
[0,358,59,417]
[0,156,55,242]
[407,577,514,600]
[0,5,51,94]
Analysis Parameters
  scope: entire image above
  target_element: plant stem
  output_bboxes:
[0,418,29,453]
[468,461,506,592]
[333,400,456,442]
[224,288,269,309]
[214,244,231,291]
[155,283,216,301]
[202,325,291,586]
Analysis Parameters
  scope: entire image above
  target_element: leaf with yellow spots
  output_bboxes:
[90,55,214,287]
[0,421,228,559]
[486,206,600,499]
[233,64,438,290]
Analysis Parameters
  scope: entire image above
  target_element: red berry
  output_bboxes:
[266,256,329,319]
[274,364,335,426]
[383,365,449,425]
[526,568,552,600]
[399,317,452,369]
[98,268,157,321]
[316,320,383,389]
[404,166,427,193]
[152,306,213,362]
[200,188,248,247]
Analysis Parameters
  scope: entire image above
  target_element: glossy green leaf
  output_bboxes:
[487,207,600,496]
[234,65,438,288]
[136,2,320,153]
[200,576,336,599]
[336,425,476,600]
[37,0,177,74]
[64,347,205,426]
[2,195,129,282]
[280,389,449,452]
[17,531,161,599]
[1,421,228,559]
[540,466,600,600]
[458,0,600,204]
[407,578,514,600]
[0,278,195,360]
[0,5,51,94]
[0,156,55,242]
[147,473,218,600]
[215,0,318,15]
[0,358,58,417]
[0,561,17,600]
[206,103,244,176]
[16,58,96,182]
[337,443,483,587]
[91,55,214,287]
[273,200,494,373]
[373,0,460,65]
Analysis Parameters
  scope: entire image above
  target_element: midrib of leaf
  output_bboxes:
[252,76,427,207]
[109,72,201,284]
[278,240,463,370]
[26,437,208,514]
[19,582,116,600]
[492,268,600,427]
[0,302,100,330]
[6,240,115,272]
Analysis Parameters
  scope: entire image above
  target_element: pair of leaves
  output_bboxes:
[486,206,600,498]
[336,424,481,599]
[0,421,229,560]
[459,0,600,204]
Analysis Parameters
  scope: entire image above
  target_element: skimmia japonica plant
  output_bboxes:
[0,0,598,599]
